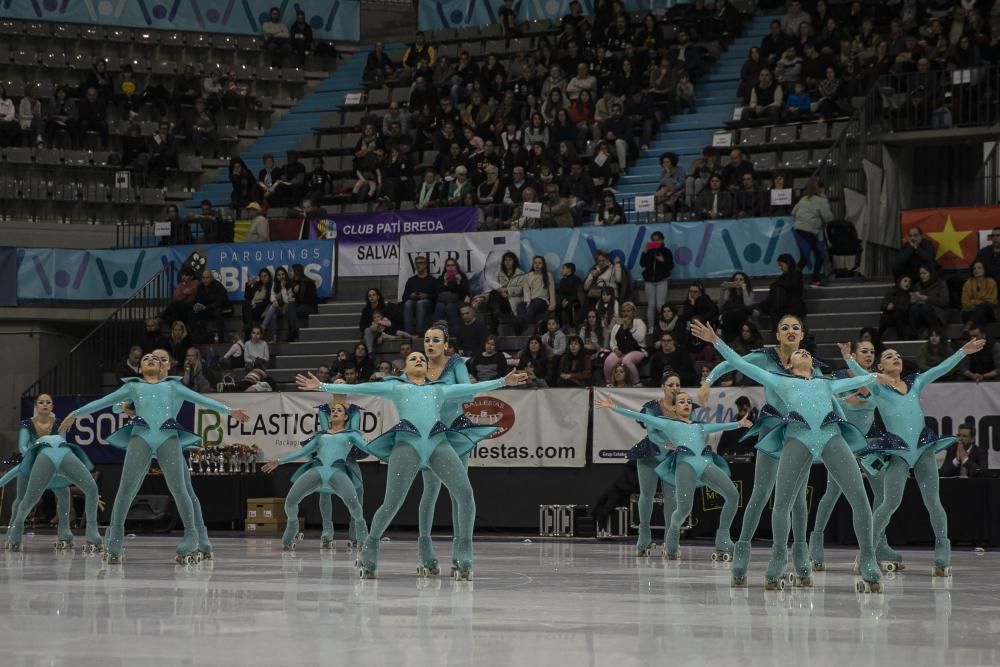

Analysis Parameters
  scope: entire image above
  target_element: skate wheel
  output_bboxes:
[810,561,825,572]
[359,569,376,580]
[711,552,719,561]
[786,572,796,585]
[636,548,651,558]
[885,562,897,573]
[296,532,305,542]
[932,565,952,577]
[722,552,732,562]
[731,576,747,588]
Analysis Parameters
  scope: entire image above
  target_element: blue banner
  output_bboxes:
[169,240,336,301]
[0,247,18,306]
[418,0,652,31]
[2,0,359,41]
[519,217,797,283]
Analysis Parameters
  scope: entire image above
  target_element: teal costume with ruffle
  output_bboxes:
[315,402,367,544]
[626,398,678,555]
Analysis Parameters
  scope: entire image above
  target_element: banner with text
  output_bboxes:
[397,230,521,299]
[169,240,335,302]
[309,207,479,277]
[899,205,1000,269]
[519,217,797,285]
[591,386,767,463]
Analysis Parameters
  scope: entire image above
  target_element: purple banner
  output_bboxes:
[309,207,480,277]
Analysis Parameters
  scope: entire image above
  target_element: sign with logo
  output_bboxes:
[397,230,520,299]
[519,217,798,283]
[899,205,1000,269]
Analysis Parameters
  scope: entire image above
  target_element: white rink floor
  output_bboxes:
[0,535,997,667]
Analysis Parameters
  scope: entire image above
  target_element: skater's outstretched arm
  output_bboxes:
[60,385,134,429]
[17,426,32,454]
[691,323,778,390]
[610,406,687,443]
[316,378,399,398]
[828,373,878,395]
[171,382,247,420]
[701,420,751,434]
[915,342,982,391]
[441,370,528,401]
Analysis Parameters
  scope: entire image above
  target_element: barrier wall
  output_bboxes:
[417,0,658,31]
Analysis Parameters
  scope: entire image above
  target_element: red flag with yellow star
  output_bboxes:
[900,206,1000,268]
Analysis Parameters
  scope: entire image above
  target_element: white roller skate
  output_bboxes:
[452,568,473,581]
[764,577,786,591]
[175,551,203,565]
[282,542,296,552]
[53,539,74,551]
[82,542,104,555]
[320,537,335,550]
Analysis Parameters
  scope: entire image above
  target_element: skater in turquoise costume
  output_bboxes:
[416,323,498,575]
[842,338,984,576]
[628,373,682,557]
[697,315,820,586]
[809,340,885,571]
[315,398,367,548]
[691,320,888,592]
[596,391,748,561]
[296,354,527,579]
[262,401,369,551]
[3,434,103,553]
[60,353,249,564]
[3,395,76,550]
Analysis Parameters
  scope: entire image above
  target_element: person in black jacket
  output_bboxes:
[640,231,674,330]
[240,268,273,332]
[939,424,989,477]
[401,255,439,334]
[556,262,586,328]
[647,332,696,386]
[675,281,719,345]
[286,263,318,342]
[893,227,939,282]
[192,270,231,342]
[716,396,756,460]
[759,253,806,320]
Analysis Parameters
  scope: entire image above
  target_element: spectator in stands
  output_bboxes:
[390,342,412,375]
[17,84,43,148]
[815,65,846,119]
[909,264,950,336]
[721,148,754,192]
[760,20,789,65]
[238,359,274,392]
[744,69,783,122]
[415,169,444,209]
[173,64,201,112]
[221,330,246,368]
[446,165,473,206]
[584,250,623,301]
[262,6,291,66]
[147,121,178,187]
[305,157,331,204]
[45,86,77,148]
[604,301,646,386]
[498,0,520,42]
[312,365,331,384]
[359,288,388,350]
[579,308,609,358]
[961,260,998,326]
[181,347,213,393]
[117,345,143,382]
[243,326,270,367]
[433,257,470,332]
[792,179,833,286]
[695,174,732,219]
[648,332,696,387]
[654,153,685,220]
[975,228,1000,282]
[166,321,193,365]
[557,336,592,386]
[759,253,806,320]
[261,266,294,342]
[402,31,436,78]
[352,342,375,380]
[258,154,286,195]
[639,231,673,329]
[363,41,395,88]
[940,424,989,477]
[0,87,16,147]
[542,316,567,358]
[718,272,757,341]
[734,172,761,217]
[739,47,763,101]
[518,336,553,387]
[782,0,811,37]
[467,335,509,382]
[120,123,147,171]
[299,197,327,234]
[187,201,227,244]
[142,75,171,118]
[160,204,194,247]
[555,262,585,328]
[676,281,719,335]
[893,227,938,282]
[566,62,597,102]
[289,11,313,66]
[685,147,721,202]
[486,252,525,333]
[675,71,696,114]
[520,256,556,332]
[188,98,218,158]
[783,80,812,121]
[287,263,318,341]
[960,323,1000,382]
[455,303,488,357]
[916,328,952,373]
[143,318,171,353]
[653,303,679,339]
[241,268,273,333]
[244,202,269,242]
[671,31,704,79]
[401,255,437,335]
[878,275,912,340]
[717,396,755,459]
[602,102,632,169]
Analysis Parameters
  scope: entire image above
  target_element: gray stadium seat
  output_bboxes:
[739,127,766,147]
[5,147,33,165]
[780,149,809,170]
[798,122,827,143]
[769,125,797,145]
[751,152,777,171]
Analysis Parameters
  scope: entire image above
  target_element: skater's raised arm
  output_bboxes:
[692,322,778,390]
[916,340,983,390]
[441,370,528,401]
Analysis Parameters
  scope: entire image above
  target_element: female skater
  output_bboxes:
[3,395,75,549]
[416,323,497,575]
[628,373,682,557]
[690,320,887,592]
[262,401,369,551]
[3,434,102,553]
[60,353,248,564]
[314,398,367,549]
[809,340,883,570]
[596,392,747,561]
[296,355,526,579]
[697,315,819,586]
[843,339,984,576]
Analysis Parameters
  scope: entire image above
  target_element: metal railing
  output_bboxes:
[973,140,1000,207]
[21,263,176,399]
[873,65,1000,134]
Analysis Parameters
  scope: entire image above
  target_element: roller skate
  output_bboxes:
[103,550,123,564]
[787,542,812,587]
[281,519,301,553]
[730,540,751,587]
[197,526,213,560]
[54,527,75,551]
[282,542,296,552]
[416,536,440,577]
[932,537,952,577]
[5,540,22,552]
[635,525,654,557]
[358,539,378,579]
[174,533,202,565]
[764,548,788,591]
[854,549,883,593]
[711,529,734,562]
[876,535,905,572]
[320,536,335,551]
[82,529,104,555]
[5,524,24,552]
[451,538,473,581]
[808,530,825,571]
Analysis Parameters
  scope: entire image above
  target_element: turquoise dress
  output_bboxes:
[846,350,966,471]
[321,376,508,469]
[706,347,838,459]
[436,356,498,443]
[614,407,735,487]
[626,399,673,464]
[0,431,94,489]
[713,340,875,460]
[72,377,233,451]
[278,430,368,493]
[315,403,366,488]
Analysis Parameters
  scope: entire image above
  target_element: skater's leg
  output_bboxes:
[417,470,442,568]
[58,456,102,546]
[702,465,739,553]
[361,443,421,573]
[9,474,27,533]
[871,457,908,562]
[447,454,471,568]
[664,463,696,556]
[7,456,57,546]
[822,436,879,584]
[319,493,335,542]
[329,472,368,545]
[282,470,321,547]
[790,460,813,578]
[346,460,364,544]
[737,454,778,542]
[810,473,842,567]
[182,466,210,553]
[53,487,73,543]
[635,459,659,552]
[156,438,200,556]
[427,444,476,572]
[913,449,950,567]
[106,438,154,557]
[766,440,812,584]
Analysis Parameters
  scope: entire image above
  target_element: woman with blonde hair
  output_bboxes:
[603,301,647,385]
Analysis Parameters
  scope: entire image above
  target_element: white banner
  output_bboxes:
[591,386,765,463]
[920,383,1000,468]
[190,388,586,467]
[397,230,521,300]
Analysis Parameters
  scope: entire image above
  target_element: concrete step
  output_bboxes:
[318,300,366,314]
[307,312,361,328]
[300,325,360,342]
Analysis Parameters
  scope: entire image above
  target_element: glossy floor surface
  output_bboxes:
[0,535,997,667]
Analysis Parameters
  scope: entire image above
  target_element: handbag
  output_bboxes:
[615,323,641,354]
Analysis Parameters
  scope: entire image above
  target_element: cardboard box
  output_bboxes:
[246,497,286,524]
[245,522,286,535]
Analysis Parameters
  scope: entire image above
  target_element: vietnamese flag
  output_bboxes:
[900,206,1000,269]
